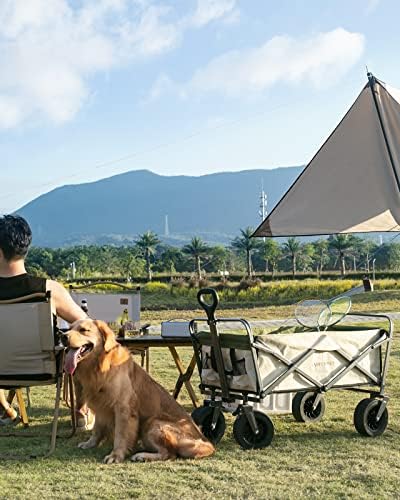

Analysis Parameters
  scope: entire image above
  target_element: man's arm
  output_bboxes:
[46,280,88,323]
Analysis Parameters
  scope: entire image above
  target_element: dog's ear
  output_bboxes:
[94,320,118,352]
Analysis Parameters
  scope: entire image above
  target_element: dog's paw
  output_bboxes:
[78,438,97,449]
[103,452,124,464]
[130,452,146,463]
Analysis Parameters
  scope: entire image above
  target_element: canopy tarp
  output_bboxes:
[253,75,400,237]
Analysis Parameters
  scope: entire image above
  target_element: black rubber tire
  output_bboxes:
[191,406,226,444]
[292,392,326,423]
[353,398,388,437]
[233,411,274,450]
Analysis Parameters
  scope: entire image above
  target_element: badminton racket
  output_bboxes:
[294,281,364,330]
[294,299,332,330]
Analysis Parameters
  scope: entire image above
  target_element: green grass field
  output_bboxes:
[0,296,399,499]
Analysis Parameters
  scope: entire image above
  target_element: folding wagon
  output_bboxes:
[189,288,393,449]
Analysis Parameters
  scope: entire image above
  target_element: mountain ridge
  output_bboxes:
[17,167,302,247]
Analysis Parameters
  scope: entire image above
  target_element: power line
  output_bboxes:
[1,77,362,210]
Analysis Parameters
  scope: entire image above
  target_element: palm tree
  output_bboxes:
[260,239,282,277]
[313,239,329,278]
[231,227,258,277]
[299,242,315,273]
[354,238,377,272]
[283,237,302,277]
[183,237,209,279]
[328,234,354,277]
[135,231,160,281]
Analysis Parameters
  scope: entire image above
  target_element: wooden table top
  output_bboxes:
[118,334,193,348]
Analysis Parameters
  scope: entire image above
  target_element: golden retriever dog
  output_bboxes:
[64,319,215,464]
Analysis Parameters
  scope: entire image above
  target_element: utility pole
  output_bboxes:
[70,261,76,280]
[259,179,267,242]
[164,214,169,237]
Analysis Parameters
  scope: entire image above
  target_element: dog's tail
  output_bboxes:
[163,428,215,459]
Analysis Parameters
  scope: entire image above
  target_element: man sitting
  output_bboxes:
[0,214,92,428]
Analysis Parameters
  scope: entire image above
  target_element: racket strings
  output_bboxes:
[295,299,331,330]
[295,296,352,330]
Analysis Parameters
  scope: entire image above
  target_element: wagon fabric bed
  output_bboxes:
[189,289,392,450]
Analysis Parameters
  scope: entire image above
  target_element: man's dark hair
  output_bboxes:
[0,215,32,261]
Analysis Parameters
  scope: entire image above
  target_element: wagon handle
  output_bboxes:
[197,288,219,322]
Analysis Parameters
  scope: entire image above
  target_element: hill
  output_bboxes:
[17,167,302,247]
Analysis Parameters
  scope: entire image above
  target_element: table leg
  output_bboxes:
[168,347,199,408]
[15,389,29,427]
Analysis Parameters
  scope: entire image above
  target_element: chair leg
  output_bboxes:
[68,374,77,437]
[43,374,63,458]
[15,390,29,427]
[6,389,16,406]
[63,373,70,407]
[146,347,150,373]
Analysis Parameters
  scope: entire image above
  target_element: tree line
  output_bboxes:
[25,228,400,281]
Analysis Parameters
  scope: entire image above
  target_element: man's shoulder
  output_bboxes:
[46,279,71,309]
[46,279,67,294]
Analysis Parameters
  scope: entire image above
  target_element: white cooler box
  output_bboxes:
[161,320,192,338]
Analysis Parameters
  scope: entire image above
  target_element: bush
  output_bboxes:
[213,280,230,292]
[188,276,199,289]
[143,281,169,293]
[198,277,209,288]
[170,277,187,289]
[187,275,210,289]
[238,277,262,290]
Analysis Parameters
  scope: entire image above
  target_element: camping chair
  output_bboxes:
[0,292,75,459]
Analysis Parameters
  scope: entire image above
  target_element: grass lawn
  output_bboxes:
[0,298,399,499]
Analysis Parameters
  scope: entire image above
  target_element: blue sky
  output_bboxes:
[1,0,400,213]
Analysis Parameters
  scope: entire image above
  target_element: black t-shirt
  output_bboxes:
[0,273,47,301]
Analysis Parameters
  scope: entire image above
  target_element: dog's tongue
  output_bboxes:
[64,348,80,375]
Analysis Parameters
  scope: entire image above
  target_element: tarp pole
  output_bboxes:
[367,72,400,194]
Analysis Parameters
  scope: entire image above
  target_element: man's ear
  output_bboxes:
[94,320,118,352]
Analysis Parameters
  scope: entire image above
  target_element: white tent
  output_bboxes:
[253,74,400,237]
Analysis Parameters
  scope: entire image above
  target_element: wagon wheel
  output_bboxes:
[233,411,274,450]
[191,406,226,444]
[353,398,388,437]
[292,392,326,423]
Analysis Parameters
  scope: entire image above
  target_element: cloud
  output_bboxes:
[365,0,380,15]
[190,0,238,27]
[187,28,365,96]
[0,0,238,129]
[116,5,182,60]
[144,73,185,103]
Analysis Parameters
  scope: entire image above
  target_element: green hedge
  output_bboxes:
[67,270,400,285]
[66,278,400,309]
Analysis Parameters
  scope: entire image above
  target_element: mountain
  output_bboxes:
[17,167,302,247]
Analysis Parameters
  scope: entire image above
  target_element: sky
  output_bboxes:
[1,0,400,213]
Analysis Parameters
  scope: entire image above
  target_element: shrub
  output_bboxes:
[238,277,262,290]
[187,275,210,289]
[170,277,187,289]
[188,276,198,289]
[143,281,169,293]
[214,280,231,292]
[198,277,209,288]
